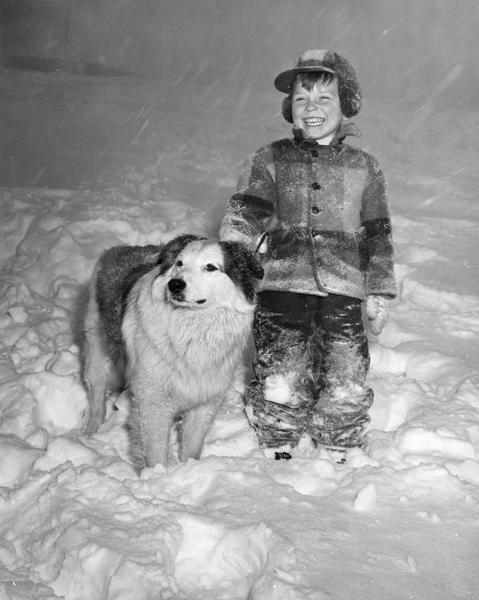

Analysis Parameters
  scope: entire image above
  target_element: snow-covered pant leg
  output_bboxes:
[245,292,373,450]
[245,292,319,448]
[308,294,373,448]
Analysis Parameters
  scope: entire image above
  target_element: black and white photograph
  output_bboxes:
[0,1,478,598]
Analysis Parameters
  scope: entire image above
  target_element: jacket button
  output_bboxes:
[312,182,321,190]
[311,205,320,214]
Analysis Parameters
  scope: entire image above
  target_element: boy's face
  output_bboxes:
[292,77,343,144]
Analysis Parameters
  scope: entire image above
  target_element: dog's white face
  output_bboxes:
[154,240,251,312]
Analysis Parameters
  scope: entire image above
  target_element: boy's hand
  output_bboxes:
[366,295,393,335]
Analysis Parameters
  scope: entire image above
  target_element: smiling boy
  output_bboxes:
[220,49,396,459]
[291,72,342,144]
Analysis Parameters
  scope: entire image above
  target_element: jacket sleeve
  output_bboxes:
[219,147,276,249]
[361,157,396,298]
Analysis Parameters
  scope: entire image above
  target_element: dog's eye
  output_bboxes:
[176,260,183,268]
[205,263,218,272]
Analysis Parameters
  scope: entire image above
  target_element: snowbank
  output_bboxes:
[1,172,478,599]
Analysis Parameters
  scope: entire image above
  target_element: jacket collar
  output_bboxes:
[293,121,361,152]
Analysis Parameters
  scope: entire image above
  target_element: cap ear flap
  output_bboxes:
[157,234,205,274]
[331,52,362,118]
[282,95,293,123]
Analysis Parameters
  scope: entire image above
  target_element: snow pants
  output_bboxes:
[246,291,373,449]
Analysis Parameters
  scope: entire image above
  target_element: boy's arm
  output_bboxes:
[220,149,276,248]
[361,157,396,298]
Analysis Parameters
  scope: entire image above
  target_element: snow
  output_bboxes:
[352,483,377,513]
[264,374,292,405]
[2,13,479,600]
[2,168,478,600]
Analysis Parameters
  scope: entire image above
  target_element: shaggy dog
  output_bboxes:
[82,234,263,467]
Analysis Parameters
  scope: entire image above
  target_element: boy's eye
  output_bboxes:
[205,263,218,272]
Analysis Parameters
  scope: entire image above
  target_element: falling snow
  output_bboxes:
[1,1,479,598]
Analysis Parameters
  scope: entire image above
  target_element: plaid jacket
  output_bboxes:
[220,131,396,300]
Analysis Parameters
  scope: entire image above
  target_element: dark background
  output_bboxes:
[1,0,478,196]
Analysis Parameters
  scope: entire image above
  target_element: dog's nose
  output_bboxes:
[168,278,186,294]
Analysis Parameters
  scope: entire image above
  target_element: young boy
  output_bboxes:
[220,49,396,459]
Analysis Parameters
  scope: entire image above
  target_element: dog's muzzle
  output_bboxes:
[167,278,207,305]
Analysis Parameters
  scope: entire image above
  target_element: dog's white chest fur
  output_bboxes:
[122,268,254,409]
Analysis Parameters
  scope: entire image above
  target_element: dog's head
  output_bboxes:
[153,235,263,310]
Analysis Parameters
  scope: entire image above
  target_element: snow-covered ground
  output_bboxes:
[1,72,479,599]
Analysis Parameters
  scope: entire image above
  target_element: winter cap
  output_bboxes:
[274,49,362,118]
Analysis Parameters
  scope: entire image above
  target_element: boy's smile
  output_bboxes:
[292,79,343,145]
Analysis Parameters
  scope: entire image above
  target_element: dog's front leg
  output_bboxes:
[180,400,222,461]
[83,334,114,435]
[133,382,175,468]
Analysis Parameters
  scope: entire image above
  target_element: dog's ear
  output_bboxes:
[157,234,206,274]
[220,241,264,303]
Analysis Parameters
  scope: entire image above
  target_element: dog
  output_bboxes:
[82,234,263,467]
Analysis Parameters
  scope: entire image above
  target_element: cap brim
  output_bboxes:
[274,65,336,93]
